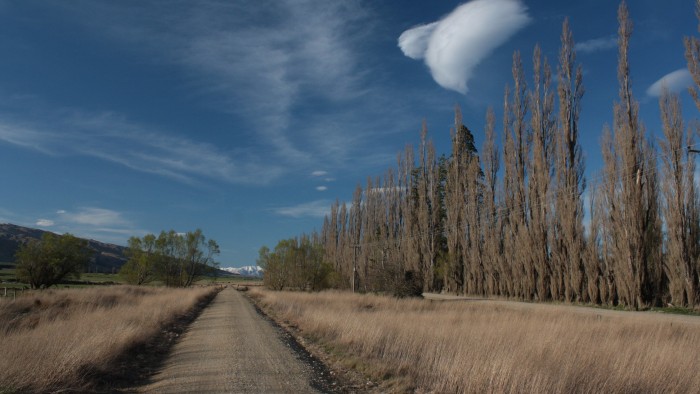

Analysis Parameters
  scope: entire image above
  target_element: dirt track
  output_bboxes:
[139,288,322,393]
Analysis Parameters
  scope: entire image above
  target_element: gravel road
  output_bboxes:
[139,288,323,394]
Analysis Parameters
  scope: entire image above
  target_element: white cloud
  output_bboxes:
[0,110,283,185]
[367,186,404,196]
[274,200,331,218]
[574,36,617,54]
[398,22,438,60]
[311,170,328,177]
[36,219,54,227]
[61,207,128,227]
[6,1,421,176]
[398,0,530,94]
[53,1,373,166]
[41,207,147,245]
[0,123,57,154]
[647,69,694,97]
[316,186,328,191]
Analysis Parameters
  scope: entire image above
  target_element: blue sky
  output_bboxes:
[0,0,697,267]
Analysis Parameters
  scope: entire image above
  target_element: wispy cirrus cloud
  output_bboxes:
[36,219,54,227]
[58,207,128,227]
[0,108,283,185]
[574,36,617,54]
[274,200,331,219]
[53,207,148,244]
[398,0,530,94]
[646,68,694,97]
[53,1,374,167]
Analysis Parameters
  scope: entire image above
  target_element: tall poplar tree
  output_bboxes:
[553,19,587,302]
[601,2,662,309]
[481,108,502,296]
[527,45,556,301]
[503,51,531,299]
[659,90,699,307]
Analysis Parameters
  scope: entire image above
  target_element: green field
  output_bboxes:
[0,262,261,292]
[0,262,125,290]
[0,263,21,290]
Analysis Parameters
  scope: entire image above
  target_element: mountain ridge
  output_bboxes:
[0,223,128,273]
[221,265,263,278]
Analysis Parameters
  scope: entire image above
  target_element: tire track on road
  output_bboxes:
[139,288,323,393]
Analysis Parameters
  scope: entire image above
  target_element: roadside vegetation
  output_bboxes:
[119,229,220,287]
[251,288,700,393]
[0,285,218,393]
[14,232,90,289]
[257,237,337,291]
[260,1,700,311]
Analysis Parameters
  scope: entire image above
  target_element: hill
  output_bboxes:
[0,223,128,273]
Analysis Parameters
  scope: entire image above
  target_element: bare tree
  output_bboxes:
[659,89,699,307]
[503,51,531,299]
[528,45,556,301]
[601,2,662,309]
[444,107,481,294]
[553,19,587,302]
[481,108,502,296]
[399,144,422,278]
[685,0,700,113]
[464,145,483,295]
[684,0,700,307]
[444,115,466,293]
[349,184,363,291]
[416,122,443,291]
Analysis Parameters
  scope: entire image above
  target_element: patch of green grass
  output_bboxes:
[0,269,16,281]
[1,264,126,290]
[194,275,263,286]
[650,306,700,316]
[80,272,124,283]
[0,263,19,289]
[567,300,700,316]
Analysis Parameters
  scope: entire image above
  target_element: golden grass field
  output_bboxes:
[0,285,217,393]
[251,289,700,393]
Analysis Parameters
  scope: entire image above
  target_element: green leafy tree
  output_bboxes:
[257,245,285,290]
[258,236,336,291]
[122,229,219,287]
[119,234,157,285]
[180,229,220,287]
[15,233,90,289]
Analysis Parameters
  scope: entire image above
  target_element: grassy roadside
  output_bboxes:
[0,285,220,393]
[250,288,700,393]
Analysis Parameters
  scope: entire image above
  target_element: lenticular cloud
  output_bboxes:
[646,69,694,97]
[398,0,530,94]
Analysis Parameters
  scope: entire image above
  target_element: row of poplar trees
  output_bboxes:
[287,2,700,310]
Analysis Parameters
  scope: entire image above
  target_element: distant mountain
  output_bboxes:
[0,223,128,273]
[221,265,263,278]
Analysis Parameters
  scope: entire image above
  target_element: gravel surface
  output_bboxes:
[139,288,324,394]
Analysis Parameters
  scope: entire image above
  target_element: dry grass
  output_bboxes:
[0,285,217,393]
[251,289,700,393]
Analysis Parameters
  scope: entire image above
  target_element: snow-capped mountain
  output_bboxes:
[221,265,264,278]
